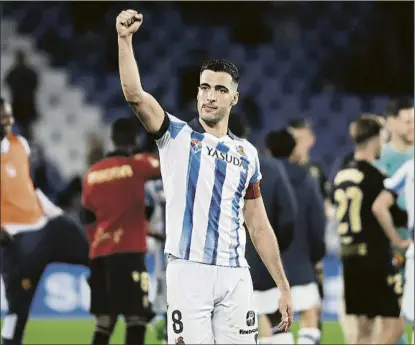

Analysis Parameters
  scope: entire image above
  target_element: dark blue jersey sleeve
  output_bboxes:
[271,161,297,252]
[306,176,327,263]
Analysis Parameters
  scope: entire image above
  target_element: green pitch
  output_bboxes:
[1,319,344,344]
[0,319,412,344]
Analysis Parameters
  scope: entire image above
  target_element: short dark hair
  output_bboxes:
[200,59,240,83]
[111,117,139,147]
[265,129,296,158]
[351,117,383,145]
[384,98,413,118]
[288,118,312,130]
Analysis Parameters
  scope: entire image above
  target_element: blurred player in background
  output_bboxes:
[258,129,326,345]
[288,119,331,205]
[82,118,161,345]
[373,158,414,344]
[228,117,298,344]
[331,114,388,183]
[0,97,89,345]
[332,117,410,344]
[145,178,167,344]
[335,114,388,343]
[117,9,293,344]
[375,100,414,345]
[143,137,168,344]
[288,118,331,338]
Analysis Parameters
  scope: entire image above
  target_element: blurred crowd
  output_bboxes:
[2,0,413,237]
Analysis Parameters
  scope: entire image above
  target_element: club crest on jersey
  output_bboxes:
[236,145,246,157]
[191,139,202,153]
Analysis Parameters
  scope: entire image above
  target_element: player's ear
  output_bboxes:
[231,92,239,107]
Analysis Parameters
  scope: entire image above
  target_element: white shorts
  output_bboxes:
[402,248,414,322]
[254,282,321,315]
[166,258,259,344]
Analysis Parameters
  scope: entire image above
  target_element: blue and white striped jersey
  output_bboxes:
[155,113,262,267]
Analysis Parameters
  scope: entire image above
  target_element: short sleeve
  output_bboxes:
[249,151,262,185]
[384,161,411,196]
[132,153,161,180]
[154,112,186,149]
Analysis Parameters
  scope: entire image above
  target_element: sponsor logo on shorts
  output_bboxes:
[175,336,185,344]
[246,310,256,327]
[239,327,258,335]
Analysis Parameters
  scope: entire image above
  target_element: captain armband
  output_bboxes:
[245,182,261,199]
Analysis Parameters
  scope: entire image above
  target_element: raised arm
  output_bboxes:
[116,10,165,134]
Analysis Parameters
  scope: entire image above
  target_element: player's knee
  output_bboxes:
[124,315,147,327]
[356,316,374,342]
[259,314,272,337]
[378,317,405,343]
[95,314,117,335]
[299,308,319,329]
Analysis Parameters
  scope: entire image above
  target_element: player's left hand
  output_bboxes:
[277,290,294,332]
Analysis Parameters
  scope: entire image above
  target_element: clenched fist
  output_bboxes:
[116,10,143,37]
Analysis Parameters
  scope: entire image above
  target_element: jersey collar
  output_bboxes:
[188,117,236,140]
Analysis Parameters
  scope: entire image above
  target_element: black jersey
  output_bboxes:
[332,159,403,271]
[306,161,330,200]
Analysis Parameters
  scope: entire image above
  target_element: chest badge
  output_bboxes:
[191,139,202,153]
[236,145,246,157]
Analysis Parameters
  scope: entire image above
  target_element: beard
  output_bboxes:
[200,109,227,126]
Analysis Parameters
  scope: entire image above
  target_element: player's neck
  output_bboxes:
[199,118,228,138]
[354,150,376,164]
[300,154,310,165]
[390,136,411,152]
